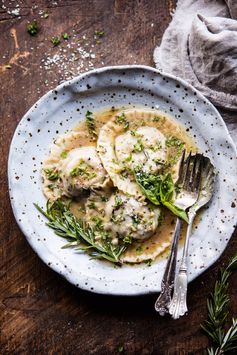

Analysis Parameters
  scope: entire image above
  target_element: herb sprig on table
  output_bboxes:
[201,253,237,354]
[27,20,39,36]
[134,169,188,222]
[34,199,127,263]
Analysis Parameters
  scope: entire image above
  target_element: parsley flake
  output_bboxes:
[133,138,144,153]
[44,168,60,181]
[62,33,69,40]
[115,195,123,207]
[115,113,129,130]
[94,30,105,38]
[27,21,39,36]
[60,151,68,159]
[51,36,61,46]
[86,111,97,139]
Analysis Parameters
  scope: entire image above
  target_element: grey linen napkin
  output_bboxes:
[154,0,237,138]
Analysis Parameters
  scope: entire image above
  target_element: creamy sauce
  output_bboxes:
[73,106,197,151]
[43,106,199,264]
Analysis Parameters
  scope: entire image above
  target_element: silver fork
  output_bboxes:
[169,155,215,319]
[154,152,202,315]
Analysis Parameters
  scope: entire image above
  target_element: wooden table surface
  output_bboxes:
[1,1,236,354]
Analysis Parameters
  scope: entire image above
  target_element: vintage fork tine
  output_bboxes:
[200,157,215,194]
[183,152,192,190]
[193,155,203,193]
[176,149,186,185]
[189,154,198,191]
[203,158,212,179]
[189,154,200,191]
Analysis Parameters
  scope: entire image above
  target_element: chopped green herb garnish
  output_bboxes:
[133,138,144,153]
[136,245,143,254]
[70,166,85,177]
[123,235,132,244]
[51,36,61,46]
[153,116,161,122]
[94,30,105,38]
[70,160,91,178]
[119,166,132,179]
[44,168,60,181]
[88,202,96,210]
[134,168,188,222]
[27,21,39,36]
[62,33,69,40]
[69,161,96,179]
[144,258,153,266]
[125,153,132,162]
[131,214,141,226]
[60,151,68,159]
[115,113,129,130]
[155,141,162,150]
[130,130,137,136]
[47,183,57,190]
[165,136,185,166]
[111,213,124,224]
[91,216,103,230]
[166,135,184,153]
[158,212,164,224]
[86,110,97,139]
[153,158,166,166]
[115,194,123,207]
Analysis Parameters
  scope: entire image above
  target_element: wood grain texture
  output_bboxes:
[0,0,236,354]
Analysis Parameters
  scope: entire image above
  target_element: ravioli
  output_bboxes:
[42,131,110,199]
[115,126,167,173]
[97,109,174,199]
[104,192,160,241]
[61,147,110,197]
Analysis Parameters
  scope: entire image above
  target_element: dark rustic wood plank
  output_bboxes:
[0,0,236,354]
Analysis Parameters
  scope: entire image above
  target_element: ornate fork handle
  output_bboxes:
[154,218,182,315]
[168,263,188,319]
[169,211,196,319]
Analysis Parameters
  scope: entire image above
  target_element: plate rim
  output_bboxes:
[8,64,237,296]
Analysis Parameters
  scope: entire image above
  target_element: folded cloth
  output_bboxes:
[225,0,237,18]
[154,0,237,111]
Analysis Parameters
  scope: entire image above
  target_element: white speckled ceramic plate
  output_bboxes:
[8,65,237,296]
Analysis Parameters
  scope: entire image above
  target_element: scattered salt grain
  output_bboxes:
[7,8,20,16]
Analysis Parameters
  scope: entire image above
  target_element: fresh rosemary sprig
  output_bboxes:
[34,199,127,263]
[201,253,237,354]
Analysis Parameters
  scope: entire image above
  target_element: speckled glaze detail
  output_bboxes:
[8,65,237,296]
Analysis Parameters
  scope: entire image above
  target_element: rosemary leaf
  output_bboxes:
[34,199,127,263]
[201,253,237,354]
